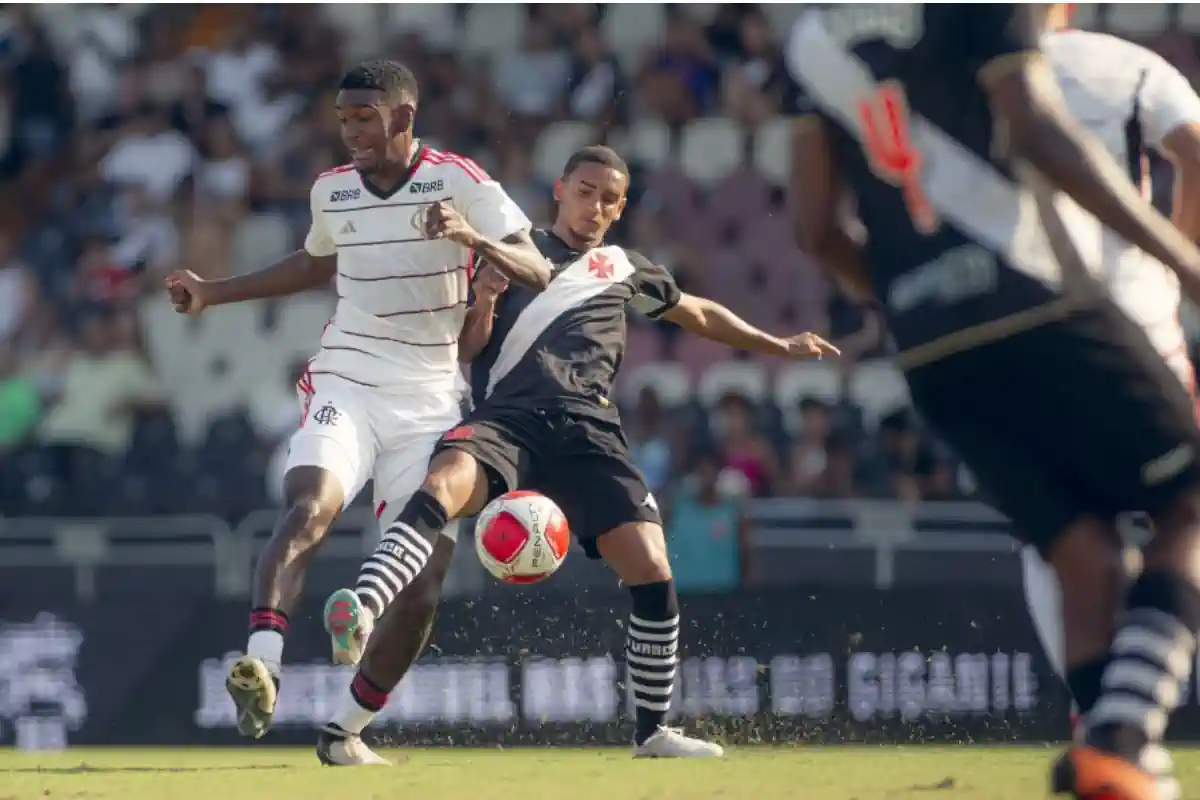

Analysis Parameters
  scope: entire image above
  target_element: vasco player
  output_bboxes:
[309,146,838,765]
[164,60,545,742]
[1016,5,1200,790]
[786,5,1200,799]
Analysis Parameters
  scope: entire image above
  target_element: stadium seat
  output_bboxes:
[534,122,596,184]
[752,116,791,187]
[621,362,692,408]
[775,361,842,409]
[386,4,457,49]
[697,361,769,407]
[460,5,526,61]
[601,5,667,76]
[231,214,292,277]
[848,360,911,429]
[1105,4,1169,36]
[613,120,673,171]
[707,169,772,236]
[680,118,745,187]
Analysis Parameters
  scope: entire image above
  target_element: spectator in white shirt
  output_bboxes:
[100,106,196,202]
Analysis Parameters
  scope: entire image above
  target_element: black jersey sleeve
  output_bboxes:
[465,252,487,306]
[625,249,681,319]
[962,4,1042,78]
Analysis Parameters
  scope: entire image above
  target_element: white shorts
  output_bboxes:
[286,376,463,523]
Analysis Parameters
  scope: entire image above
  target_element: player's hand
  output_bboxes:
[473,263,509,300]
[423,201,480,248]
[782,332,840,360]
[164,270,211,315]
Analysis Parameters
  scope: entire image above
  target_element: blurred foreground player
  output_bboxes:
[1019,0,1200,769]
[165,60,544,741]
[787,5,1200,799]
[312,146,837,765]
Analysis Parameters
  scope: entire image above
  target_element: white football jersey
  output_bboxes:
[1046,30,1200,357]
[304,145,530,393]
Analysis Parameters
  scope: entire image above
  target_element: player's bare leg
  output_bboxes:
[1054,499,1200,800]
[227,466,344,739]
[317,449,488,765]
[596,521,723,758]
[1023,520,1126,735]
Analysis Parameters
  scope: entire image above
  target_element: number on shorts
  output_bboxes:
[857,82,939,235]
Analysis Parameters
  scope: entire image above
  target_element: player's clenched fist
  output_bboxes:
[473,263,509,301]
[422,201,480,248]
[164,269,211,315]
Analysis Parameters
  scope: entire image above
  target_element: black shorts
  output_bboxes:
[434,406,661,559]
[906,299,1200,556]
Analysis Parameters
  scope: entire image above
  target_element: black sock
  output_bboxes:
[355,490,446,619]
[1089,570,1200,759]
[1066,656,1110,715]
[626,580,680,745]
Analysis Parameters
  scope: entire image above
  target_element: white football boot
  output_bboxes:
[323,588,374,666]
[633,726,725,758]
[316,725,391,766]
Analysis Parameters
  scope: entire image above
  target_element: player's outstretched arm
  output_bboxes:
[165,251,336,315]
[978,32,1200,300]
[660,293,839,360]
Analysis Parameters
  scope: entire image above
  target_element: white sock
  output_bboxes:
[1020,545,1066,680]
[330,685,381,735]
[246,631,284,677]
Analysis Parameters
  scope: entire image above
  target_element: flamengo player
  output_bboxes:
[310,146,838,765]
[787,5,1200,798]
[1018,7,1200,795]
[164,60,546,741]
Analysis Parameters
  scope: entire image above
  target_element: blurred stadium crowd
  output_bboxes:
[0,4,1198,521]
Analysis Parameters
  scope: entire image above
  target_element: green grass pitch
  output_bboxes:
[1,746,1198,799]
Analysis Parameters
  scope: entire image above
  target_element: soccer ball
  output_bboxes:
[474,490,570,584]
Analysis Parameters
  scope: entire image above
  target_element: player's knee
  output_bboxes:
[422,449,483,515]
[602,522,672,586]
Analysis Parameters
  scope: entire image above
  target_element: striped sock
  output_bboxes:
[355,522,435,620]
[626,580,680,745]
[1089,571,1200,759]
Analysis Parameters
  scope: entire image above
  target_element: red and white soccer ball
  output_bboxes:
[474,490,570,584]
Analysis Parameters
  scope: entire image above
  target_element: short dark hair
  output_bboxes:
[562,145,629,181]
[339,59,419,105]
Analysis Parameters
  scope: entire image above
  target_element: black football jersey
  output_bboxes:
[785,5,1092,359]
[468,229,680,415]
